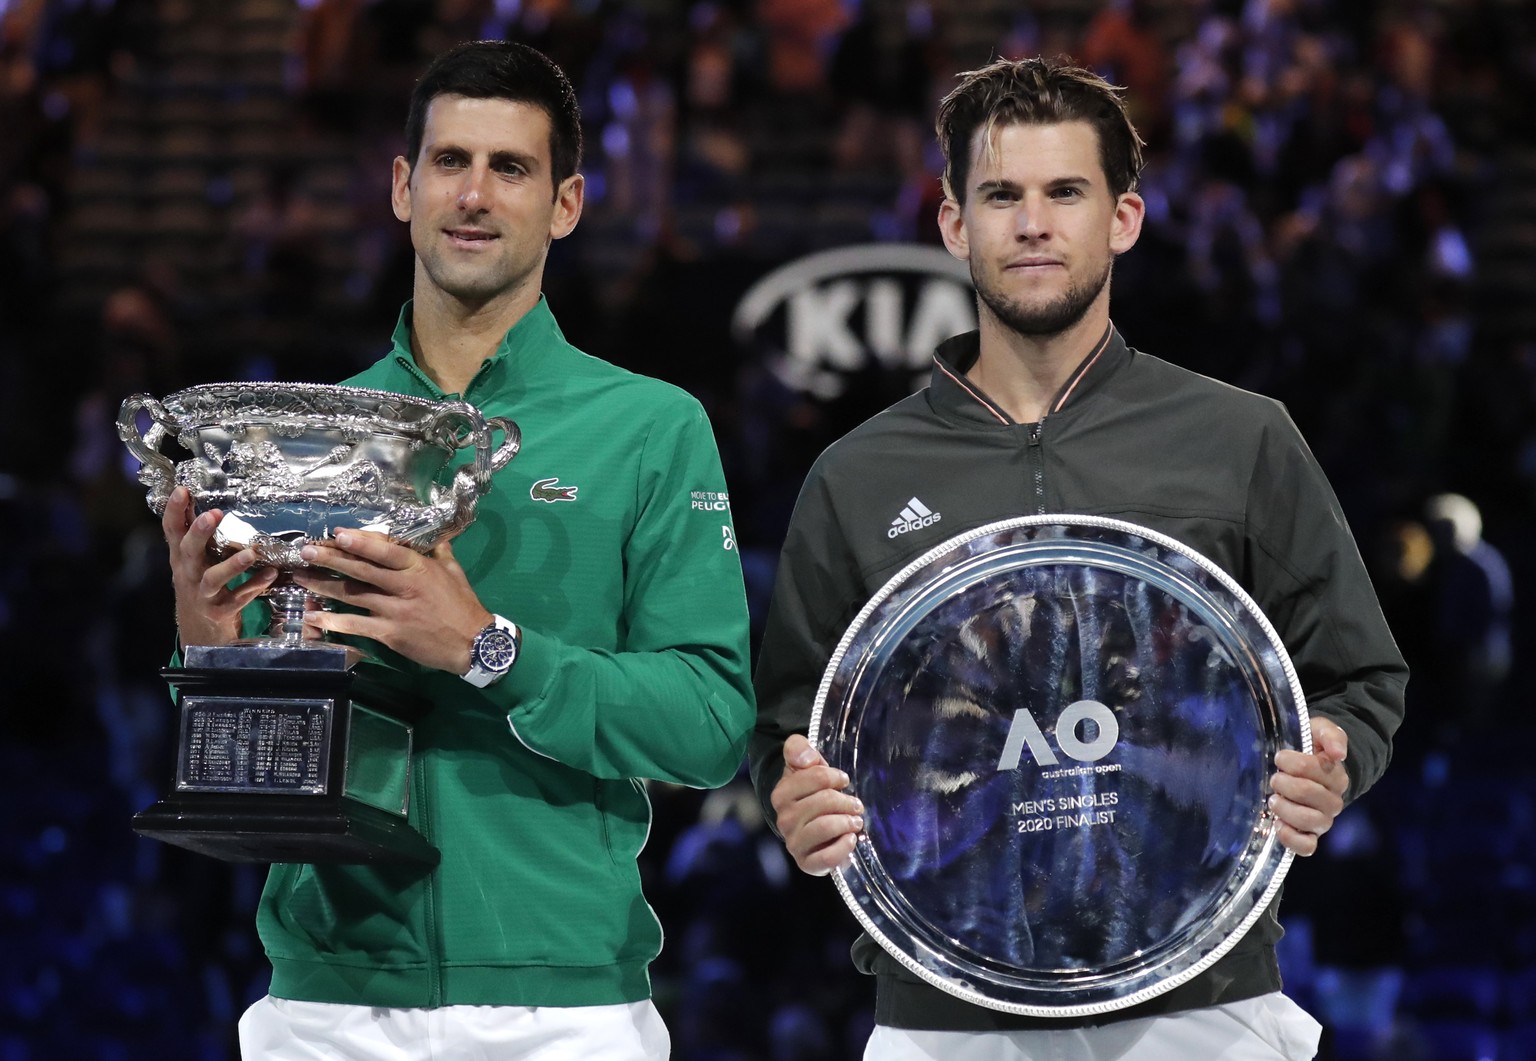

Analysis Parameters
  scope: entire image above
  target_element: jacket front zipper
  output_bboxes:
[1027,422,1046,514]
[415,753,443,1006]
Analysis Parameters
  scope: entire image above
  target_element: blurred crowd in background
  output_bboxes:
[1,0,1534,1058]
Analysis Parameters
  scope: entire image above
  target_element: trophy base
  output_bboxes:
[133,792,440,865]
[141,646,439,866]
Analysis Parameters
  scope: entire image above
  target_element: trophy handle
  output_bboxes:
[446,412,520,500]
[116,392,179,513]
[485,415,522,475]
[418,406,521,538]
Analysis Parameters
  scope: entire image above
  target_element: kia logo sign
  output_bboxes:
[732,244,976,399]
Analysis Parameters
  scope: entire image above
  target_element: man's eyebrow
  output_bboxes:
[974,176,1095,195]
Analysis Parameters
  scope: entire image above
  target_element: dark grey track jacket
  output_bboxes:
[749,324,1407,1030]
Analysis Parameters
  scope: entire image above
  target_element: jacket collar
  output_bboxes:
[386,295,568,398]
[929,323,1129,426]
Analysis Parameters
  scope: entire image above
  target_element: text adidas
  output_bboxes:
[888,497,942,539]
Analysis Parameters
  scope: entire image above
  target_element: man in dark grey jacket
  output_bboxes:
[750,57,1406,1060]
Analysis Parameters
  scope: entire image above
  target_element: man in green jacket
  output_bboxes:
[162,40,754,1059]
[751,58,1405,1059]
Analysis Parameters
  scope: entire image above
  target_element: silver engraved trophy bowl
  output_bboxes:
[113,382,520,866]
[117,382,520,646]
[812,515,1309,1017]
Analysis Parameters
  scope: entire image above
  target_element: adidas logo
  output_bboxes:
[888,497,942,539]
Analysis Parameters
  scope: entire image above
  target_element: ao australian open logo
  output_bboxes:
[732,244,976,400]
[999,701,1124,834]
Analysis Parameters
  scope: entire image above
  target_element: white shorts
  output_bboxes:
[237,995,671,1060]
[864,992,1322,1061]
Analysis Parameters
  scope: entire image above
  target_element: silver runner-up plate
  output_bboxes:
[810,515,1310,1018]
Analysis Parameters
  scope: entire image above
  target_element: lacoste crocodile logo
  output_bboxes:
[531,477,578,503]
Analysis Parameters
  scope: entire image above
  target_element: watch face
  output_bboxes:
[475,628,517,672]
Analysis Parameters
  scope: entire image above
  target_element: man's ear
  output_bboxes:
[391,156,413,223]
[938,196,969,262]
[1110,191,1145,256]
[549,173,584,241]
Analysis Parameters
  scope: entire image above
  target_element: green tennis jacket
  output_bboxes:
[253,297,755,1008]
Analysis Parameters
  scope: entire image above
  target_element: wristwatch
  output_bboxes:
[462,614,520,688]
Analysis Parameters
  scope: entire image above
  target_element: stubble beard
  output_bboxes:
[419,248,524,308]
[414,214,548,310]
[972,256,1113,338]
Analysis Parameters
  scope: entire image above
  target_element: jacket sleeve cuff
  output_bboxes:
[498,624,562,712]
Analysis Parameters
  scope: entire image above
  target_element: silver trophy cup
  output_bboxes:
[117,382,521,865]
[119,381,520,646]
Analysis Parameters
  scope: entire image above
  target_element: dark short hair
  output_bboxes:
[936,56,1144,203]
[404,40,583,193]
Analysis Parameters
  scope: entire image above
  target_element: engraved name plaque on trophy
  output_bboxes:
[118,383,520,865]
[812,516,1309,1017]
